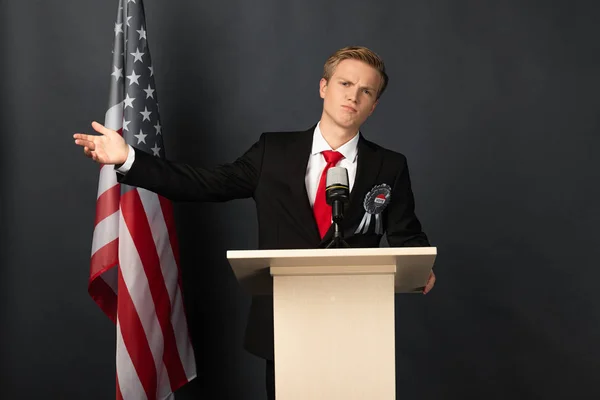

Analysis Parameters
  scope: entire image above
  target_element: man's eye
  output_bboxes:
[340,81,348,86]
[363,89,371,96]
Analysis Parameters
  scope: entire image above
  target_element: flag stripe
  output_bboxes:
[117,317,150,400]
[168,283,195,380]
[105,101,124,131]
[116,374,123,400]
[121,190,188,387]
[98,165,118,199]
[158,363,173,400]
[157,196,196,379]
[138,189,178,302]
[92,211,120,255]
[88,274,118,323]
[158,196,180,269]
[96,185,121,225]
[117,268,157,399]
[118,200,169,395]
[143,191,195,379]
[90,238,119,280]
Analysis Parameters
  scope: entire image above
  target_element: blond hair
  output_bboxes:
[322,46,389,99]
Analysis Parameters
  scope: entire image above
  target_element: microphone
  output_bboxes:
[324,167,350,248]
[325,167,350,223]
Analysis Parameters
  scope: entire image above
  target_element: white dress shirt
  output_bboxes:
[116,121,360,206]
[305,122,359,206]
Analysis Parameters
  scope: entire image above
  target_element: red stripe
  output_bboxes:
[159,195,194,345]
[158,196,184,292]
[88,274,118,324]
[116,373,123,400]
[158,196,180,269]
[121,190,188,388]
[117,267,157,399]
[90,239,119,281]
[95,185,120,225]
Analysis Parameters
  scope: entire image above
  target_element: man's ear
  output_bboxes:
[368,100,379,116]
[319,78,328,99]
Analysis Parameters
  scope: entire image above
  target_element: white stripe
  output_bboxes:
[138,188,197,378]
[117,319,148,400]
[91,211,120,255]
[105,101,124,131]
[170,284,197,378]
[137,189,178,302]
[157,363,173,400]
[118,209,165,392]
[97,165,118,199]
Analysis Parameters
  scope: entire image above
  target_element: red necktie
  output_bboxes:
[313,150,345,238]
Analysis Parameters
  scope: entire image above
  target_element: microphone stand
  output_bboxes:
[325,200,350,249]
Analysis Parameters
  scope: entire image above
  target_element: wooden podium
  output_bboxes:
[227,247,436,400]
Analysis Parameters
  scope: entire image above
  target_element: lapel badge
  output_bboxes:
[355,184,391,235]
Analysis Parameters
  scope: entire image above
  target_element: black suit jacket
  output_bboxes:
[118,126,430,360]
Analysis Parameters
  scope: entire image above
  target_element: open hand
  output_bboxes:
[73,121,129,165]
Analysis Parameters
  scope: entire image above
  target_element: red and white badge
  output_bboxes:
[355,184,391,235]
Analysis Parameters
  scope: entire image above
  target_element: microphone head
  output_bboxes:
[326,167,350,207]
[326,166,349,189]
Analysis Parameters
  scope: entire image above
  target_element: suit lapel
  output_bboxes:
[320,135,382,246]
[286,127,322,244]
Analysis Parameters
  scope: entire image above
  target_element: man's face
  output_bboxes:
[319,59,381,131]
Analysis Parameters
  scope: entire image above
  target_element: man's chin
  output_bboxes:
[335,119,361,130]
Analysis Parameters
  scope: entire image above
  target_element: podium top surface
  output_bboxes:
[228,246,435,263]
[227,247,437,294]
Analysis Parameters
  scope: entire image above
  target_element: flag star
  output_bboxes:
[137,26,147,40]
[123,93,135,109]
[126,16,133,27]
[148,65,154,76]
[154,121,162,135]
[114,23,123,36]
[126,70,141,85]
[123,119,131,132]
[111,66,123,81]
[151,143,161,156]
[131,48,144,63]
[143,84,155,99]
[134,129,148,144]
[140,106,152,121]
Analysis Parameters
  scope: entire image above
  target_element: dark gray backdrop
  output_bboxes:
[1,0,599,399]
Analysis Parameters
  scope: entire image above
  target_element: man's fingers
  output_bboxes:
[423,272,436,295]
[91,121,112,136]
[73,133,94,142]
[75,138,96,150]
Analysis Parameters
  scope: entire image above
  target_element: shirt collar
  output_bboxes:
[311,121,360,162]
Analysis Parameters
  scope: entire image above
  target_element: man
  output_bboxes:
[74,46,435,399]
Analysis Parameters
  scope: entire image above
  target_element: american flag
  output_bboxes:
[89,0,196,398]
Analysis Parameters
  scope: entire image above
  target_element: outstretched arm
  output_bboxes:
[74,121,265,202]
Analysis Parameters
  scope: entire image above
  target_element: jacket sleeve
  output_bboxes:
[116,133,266,202]
[385,155,430,247]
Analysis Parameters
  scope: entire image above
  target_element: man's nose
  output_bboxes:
[346,89,359,103]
